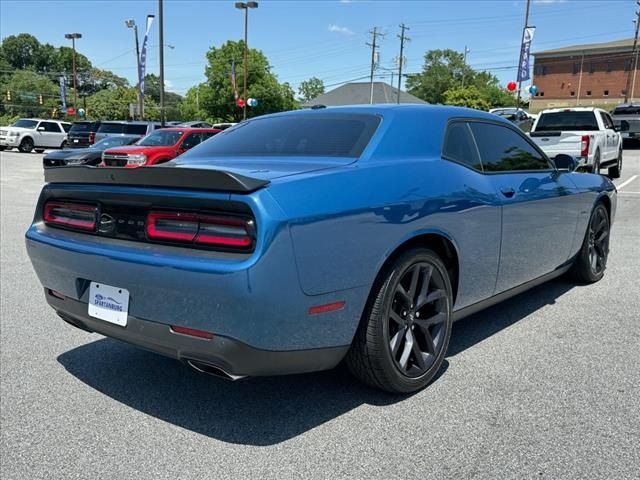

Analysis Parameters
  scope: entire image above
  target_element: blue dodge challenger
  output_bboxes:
[26,105,616,393]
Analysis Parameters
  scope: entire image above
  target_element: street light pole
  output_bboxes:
[159,0,165,126]
[126,20,142,119]
[235,2,258,121]
[64,33,82,111]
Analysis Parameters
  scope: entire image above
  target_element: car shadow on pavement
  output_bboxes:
[57,277,573,446]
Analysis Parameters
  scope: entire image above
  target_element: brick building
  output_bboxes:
[529,38,636,112]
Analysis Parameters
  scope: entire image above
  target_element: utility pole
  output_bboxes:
[462,46,470,88]
[624,3,640,103]
[367,27,384,104]
[397,23,409,104]
[158,0,165,126]
[515,0,531,109]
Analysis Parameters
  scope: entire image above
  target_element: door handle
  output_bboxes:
[500,187,516,198]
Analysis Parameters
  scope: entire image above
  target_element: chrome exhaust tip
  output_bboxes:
[186,359,246,381]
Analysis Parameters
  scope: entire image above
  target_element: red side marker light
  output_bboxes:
[309,301,346,316]
[170,325,214,340]
[48,289,66,300]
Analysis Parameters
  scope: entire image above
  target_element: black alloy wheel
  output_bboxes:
[347,248,453,393]
[587,206,609,277]
[387,262,448,377]
[18,137,34,153]
[572,203,610,283]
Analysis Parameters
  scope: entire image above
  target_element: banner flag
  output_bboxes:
[517,27,536,82]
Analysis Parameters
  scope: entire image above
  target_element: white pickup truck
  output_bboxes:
[529,107,623,178]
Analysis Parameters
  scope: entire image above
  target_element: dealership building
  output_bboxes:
[530,38,636,112]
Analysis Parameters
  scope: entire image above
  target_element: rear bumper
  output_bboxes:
[47,290,348,376]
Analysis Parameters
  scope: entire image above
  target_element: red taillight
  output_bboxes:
[170,325,214,340]
[43,201,97,231]
[146,210,254,249]
[88,132,95,145]
[580,135,590,157]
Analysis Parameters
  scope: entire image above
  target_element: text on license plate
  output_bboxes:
[88,282,129,326]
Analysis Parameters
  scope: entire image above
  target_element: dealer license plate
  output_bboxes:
[88,282,129,326]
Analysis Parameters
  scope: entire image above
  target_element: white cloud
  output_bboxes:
[164,79,175,92]
[328,24,354,35]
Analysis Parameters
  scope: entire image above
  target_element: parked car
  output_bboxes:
[0,118,71,153]
[489,108,534,132]
[611,103,640,144]
[26,105,616,393]
[94,121,161,144]
[529,107,624,177]
[42,136,139,168]
[101,128,220,167]
[67,121,102,149]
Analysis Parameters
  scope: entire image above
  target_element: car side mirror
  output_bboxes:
[37,126,45,131]
[553,154,579,172]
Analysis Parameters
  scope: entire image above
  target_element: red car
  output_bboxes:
[101,128,220,168]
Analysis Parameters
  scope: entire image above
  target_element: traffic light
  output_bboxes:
[5,90,10,101]
[38,94,43,105]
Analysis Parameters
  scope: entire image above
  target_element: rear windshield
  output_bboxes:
[185,113,381,158]
[91,136,138,149]
[125,124,149,135]
[12,119,38,129]
[612,106,640,116]
[535,111,599,131]
[138,130,183,146]
[70,122,97,133]
[97,122,126,134]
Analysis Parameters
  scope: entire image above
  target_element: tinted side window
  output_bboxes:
[599,112,614,129]
[125,124,148,135]
[469,123,551,172]
[61,123,71,133]
[442,122,482,171]
[42,122,62,133]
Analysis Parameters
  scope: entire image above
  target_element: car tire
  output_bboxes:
[346,248,453,393]
[18,137,34,153]
[591,150,600,174]
[608,149,622,179]
[35,149,45,154]
[0,146,6,151]
[571,202,610,284]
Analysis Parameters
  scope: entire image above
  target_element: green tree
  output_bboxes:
[443,86,491,111]
[0,70,58,117]
[179,84,212,121]
[407,48,519,109]
[298,76,325,102]
[85,87,138,120]
[1,34,41,70]
[142,73,183,120]
[406,49,474,104]
[202,40,296,121]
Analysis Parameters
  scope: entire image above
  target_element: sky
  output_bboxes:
[0,0,635,97]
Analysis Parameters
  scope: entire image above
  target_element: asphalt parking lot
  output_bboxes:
[1,149,639,480]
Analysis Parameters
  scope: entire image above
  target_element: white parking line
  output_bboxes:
[617,175,638,191]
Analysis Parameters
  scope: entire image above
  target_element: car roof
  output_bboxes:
[256,103,504,122]
[540,107,600,113]
[150,127,221,132]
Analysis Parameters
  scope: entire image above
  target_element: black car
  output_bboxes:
[42,136,138,168]
[67,121,102,149]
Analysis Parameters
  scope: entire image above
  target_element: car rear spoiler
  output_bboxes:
[530,131,562,137]
[43,165,270,193]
